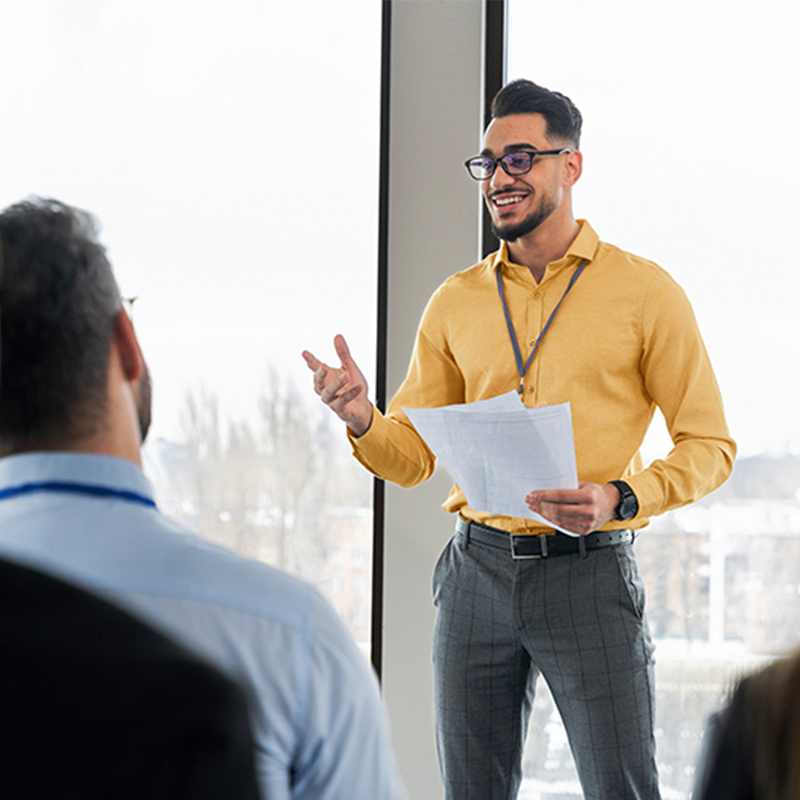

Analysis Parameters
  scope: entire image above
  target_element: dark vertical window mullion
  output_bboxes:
[372,0,504,676]
[481,0,507,259]
[370,0,392,681]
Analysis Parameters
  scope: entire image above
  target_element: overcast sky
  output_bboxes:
[0,0,381,444]
[509,0,800,459]
[1,0,798,459]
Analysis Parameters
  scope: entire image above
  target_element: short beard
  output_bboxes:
[491,195,558,242]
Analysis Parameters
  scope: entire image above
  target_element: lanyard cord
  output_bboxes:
[496,259,588,394]
[0,480,157,509]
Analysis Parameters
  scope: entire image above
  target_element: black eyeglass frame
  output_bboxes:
[463,148,573,181]
[121,296,138,322]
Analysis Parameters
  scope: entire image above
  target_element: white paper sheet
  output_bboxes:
[403,392,580,535]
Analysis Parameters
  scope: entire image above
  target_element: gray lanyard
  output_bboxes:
[495,259,588,394]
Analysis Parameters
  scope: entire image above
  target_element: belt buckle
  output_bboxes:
[510,534,547,560]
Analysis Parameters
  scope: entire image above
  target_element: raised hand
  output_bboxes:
[302,334,374,437]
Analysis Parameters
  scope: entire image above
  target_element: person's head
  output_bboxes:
[0,197,150,456]
[491,79,582,149]
[467,80,583,244]
[748,649,800,800]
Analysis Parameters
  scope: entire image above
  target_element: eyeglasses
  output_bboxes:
[121,296,138,322]
[463,149,572,181]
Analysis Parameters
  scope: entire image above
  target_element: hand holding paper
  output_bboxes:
[403,392,583,535]
[525,482,622,537]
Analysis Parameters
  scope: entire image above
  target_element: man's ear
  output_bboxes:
[563,149,583,187]
[113,310,142,383]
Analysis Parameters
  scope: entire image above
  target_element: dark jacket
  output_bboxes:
[0,556,260,800]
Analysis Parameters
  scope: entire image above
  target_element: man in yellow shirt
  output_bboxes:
[304,79,735,800]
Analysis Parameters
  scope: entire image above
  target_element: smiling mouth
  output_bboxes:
[491,193,528,210]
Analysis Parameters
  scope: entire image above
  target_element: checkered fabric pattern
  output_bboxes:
[432,526,661,800]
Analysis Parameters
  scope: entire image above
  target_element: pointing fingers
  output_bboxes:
[301,350,321,373]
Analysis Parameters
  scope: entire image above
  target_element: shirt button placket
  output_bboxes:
[525,288,544,402]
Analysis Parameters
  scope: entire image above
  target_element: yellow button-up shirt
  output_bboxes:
[351,220,736,534]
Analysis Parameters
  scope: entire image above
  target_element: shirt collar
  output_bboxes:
[565,219,599,263]
[489,219,600,274]
[0,452,155,501]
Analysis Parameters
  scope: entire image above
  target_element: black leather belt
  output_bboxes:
[456,517,634,560]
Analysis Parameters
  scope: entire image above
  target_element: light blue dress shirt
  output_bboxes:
[0,452,404,800]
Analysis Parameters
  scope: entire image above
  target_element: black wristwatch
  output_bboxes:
[609,480,638,521]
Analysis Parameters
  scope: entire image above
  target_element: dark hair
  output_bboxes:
[0,198,121,452]
[491,79,583,149]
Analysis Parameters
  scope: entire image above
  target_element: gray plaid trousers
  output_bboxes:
[432,526,661,800]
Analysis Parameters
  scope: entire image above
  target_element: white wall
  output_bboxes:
[381,3,484,798]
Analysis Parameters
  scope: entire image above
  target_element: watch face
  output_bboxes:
[613,481,638,521]
[618,495,637,520]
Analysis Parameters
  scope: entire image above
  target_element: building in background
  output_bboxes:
[518,455,800,800]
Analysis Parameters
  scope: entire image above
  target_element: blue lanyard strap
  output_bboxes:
[496,258,588,394]
[0,480,157,509]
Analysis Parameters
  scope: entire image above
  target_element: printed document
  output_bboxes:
[403,392,580,535]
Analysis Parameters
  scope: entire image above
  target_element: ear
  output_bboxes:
[563,149,583,187]
[113,310,142,383]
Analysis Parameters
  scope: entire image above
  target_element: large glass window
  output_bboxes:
[0,0,381,653]
[508,1,800,796]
